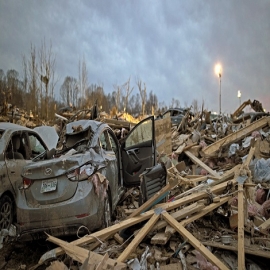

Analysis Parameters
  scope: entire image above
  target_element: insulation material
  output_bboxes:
[253,158,270,183]
[195,251,219,270]
[90,172,109,200]
[255,188,267,204]
[258,199,270,219]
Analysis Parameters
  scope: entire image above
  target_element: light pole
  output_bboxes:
[237,90,241,106]
[215,64,222,115]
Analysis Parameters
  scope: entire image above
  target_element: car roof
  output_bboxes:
[0,122,32,132]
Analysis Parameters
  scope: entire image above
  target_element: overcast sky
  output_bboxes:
[1,0,270,113]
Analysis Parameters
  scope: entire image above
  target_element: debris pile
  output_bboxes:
[1,101,270,269]
[29,115,270,270]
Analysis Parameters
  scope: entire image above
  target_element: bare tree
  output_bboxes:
[60,76,79,107]
[192,99,199,114]
[136,78,147,116]
[22,44,39,116]
[39,39,56,120]
[78,56,88,108]
[123,77,133,113]
[113,84,122,113]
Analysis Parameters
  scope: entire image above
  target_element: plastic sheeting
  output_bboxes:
[253,158,270,183]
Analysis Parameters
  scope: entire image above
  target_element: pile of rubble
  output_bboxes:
[1,100,270,269]
[25,111,270,270]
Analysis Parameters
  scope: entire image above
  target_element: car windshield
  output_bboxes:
[0,130,3,139]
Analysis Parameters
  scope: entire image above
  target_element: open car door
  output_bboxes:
[121,116,156,187]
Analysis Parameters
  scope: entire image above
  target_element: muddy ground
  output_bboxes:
[0,238,69,270]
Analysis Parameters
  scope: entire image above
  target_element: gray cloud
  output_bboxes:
[0,0,269,112]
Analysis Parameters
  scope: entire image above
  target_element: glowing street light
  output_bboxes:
[215,64,222,115]
[237,90,241,106]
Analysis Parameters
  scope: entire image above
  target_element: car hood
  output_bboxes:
[22,147,106,180]
[34,126,59,150]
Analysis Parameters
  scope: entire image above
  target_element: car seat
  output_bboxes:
[7,135,24,159]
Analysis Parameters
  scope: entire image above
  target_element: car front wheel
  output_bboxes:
[103,192,112,228]
[0,195,14,230]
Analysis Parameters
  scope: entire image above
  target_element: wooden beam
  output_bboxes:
[180,197,230,227]
[237,145,255,269]
[38,179,235,265]
[44,234,126,269]
[117,209,161,263]
[202,116,270,156]
[161,211,230,270]
[152,203,204,231]
[258,218,270,232]
[237,182,245,270]
[38,210,155,264]
[202,241,270,259]
[184,150,220,178]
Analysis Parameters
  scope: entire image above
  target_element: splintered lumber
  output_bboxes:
[117,208,161,263]
[151,232,170,245]
[237,181,245,270]
[202,116,270,156]
[44,234,126,269]
[184,150,220,178]
[152,203,204,231]
[161,211,230,270]
[151,198,229,243]
[258,218,270,232]
[96,253,109,270]
[38,211,155,264]
[180,196,231,227]
[202,241,270,259]
[38,179,234,265]
[237,145,255,269]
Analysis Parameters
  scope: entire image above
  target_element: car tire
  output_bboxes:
[102,192,112,228]
[0,195,14,230]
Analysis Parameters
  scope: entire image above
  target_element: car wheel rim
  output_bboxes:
[0,201,12,230]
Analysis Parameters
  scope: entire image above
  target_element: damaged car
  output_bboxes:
[0,123,54,232]
[15,116,156,240]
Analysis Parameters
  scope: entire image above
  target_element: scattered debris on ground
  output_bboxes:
[1,101,270,269]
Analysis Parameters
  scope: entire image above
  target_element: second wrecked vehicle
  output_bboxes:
[15,116,156,240]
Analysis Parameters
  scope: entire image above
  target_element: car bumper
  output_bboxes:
[15,181,104,240]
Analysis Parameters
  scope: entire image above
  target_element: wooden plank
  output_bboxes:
[151,232,170,245]
[96,253,109,270]
[180,197,230,227]
[38,211,155,264]
[184,150,220,178]
[258,218,270,232]
[44,234,126,269]
[38,179,234,265]
[237,182,245,270]
[237,146,255,269]
[152,203,204,231]
[202,116,270,156]
[117,209,161,262]
[202,241,270,259]
[161,211,230,270]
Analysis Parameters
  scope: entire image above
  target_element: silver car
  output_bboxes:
[15,116,155,240]
[0,123,51,231]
